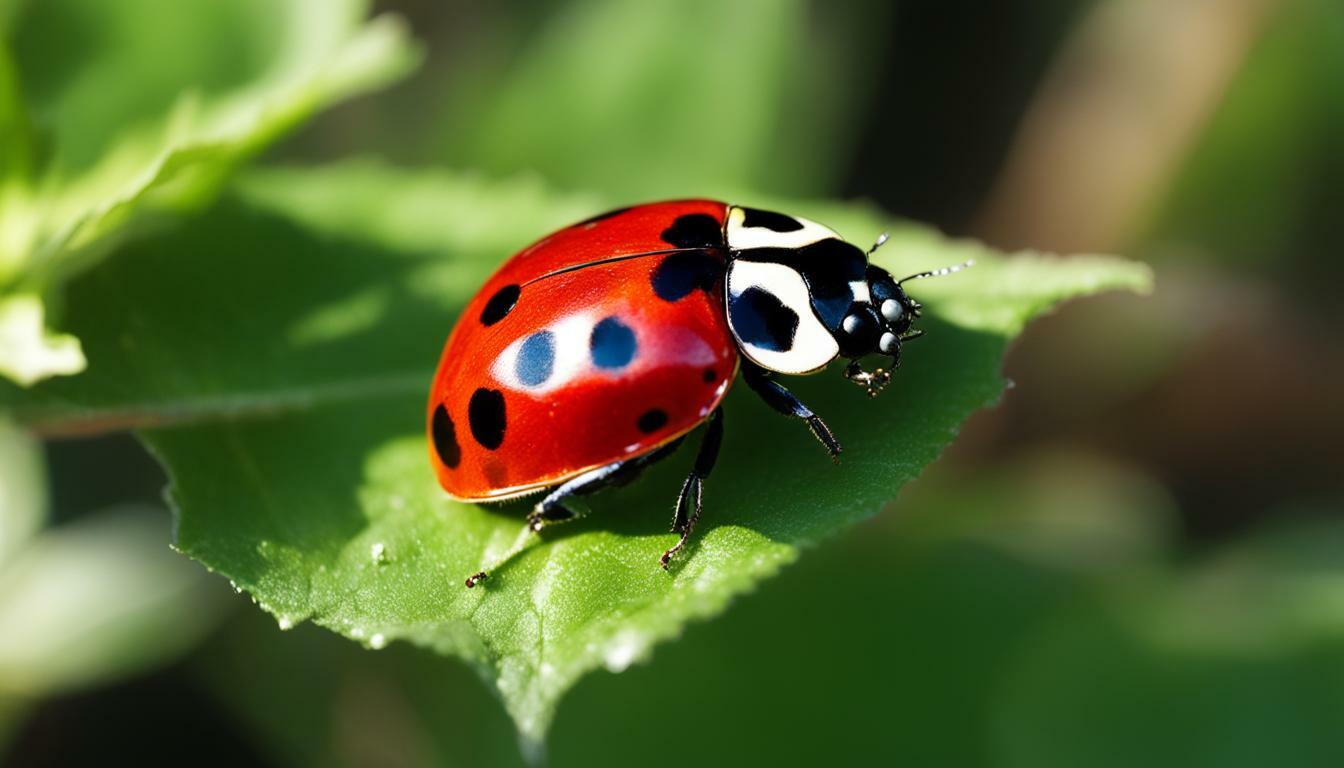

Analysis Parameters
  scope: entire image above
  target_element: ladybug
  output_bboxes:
[427,201,969,586]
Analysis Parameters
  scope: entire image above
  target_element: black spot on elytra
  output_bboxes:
[516,331,555,386]
[468,388,507,449]
[590,316,637,369]
[637,409,668,434]
[431,404,461,469]
[735,238,867,331]
[480,284,520,326]
[650,250,722,302]
[741,207,803,232]
[660,213,723,249]
[703,368,717,383]
[729,287,799,352]
[575,206,631,227]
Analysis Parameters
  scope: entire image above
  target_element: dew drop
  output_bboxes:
[370,542,389,565]
[277,616,294,631]
[369,633,387,649]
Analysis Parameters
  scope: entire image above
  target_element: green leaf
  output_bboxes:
[1,161,1150,749]
[0,0,419,385]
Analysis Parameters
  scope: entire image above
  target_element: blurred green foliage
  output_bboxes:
[2,0,1343,766]
[0,0,417,384]
[1152,0,1344,287]
[0,418,222,733]
[430,0,877,200]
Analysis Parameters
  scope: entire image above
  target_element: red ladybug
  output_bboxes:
[427,201,968,586]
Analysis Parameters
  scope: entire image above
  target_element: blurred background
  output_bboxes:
[4,0,1344,765]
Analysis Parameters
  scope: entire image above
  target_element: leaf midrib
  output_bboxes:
[18,369,432,436]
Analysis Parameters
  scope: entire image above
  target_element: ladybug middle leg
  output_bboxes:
[742,361,842,463]
[661,406,724,568]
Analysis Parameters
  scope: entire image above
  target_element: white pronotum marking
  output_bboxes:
[725,206,840,251]
[726,260,838,375]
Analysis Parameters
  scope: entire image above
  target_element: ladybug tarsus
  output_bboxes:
[661,406,724,569]
[662,478,701,569]
[807,417,843,465]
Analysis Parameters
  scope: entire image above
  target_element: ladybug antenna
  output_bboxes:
[866,232,889,257]
[899,259,974,285]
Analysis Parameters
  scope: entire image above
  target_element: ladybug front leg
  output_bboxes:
[742,362,842,463]
[661,407,724,569]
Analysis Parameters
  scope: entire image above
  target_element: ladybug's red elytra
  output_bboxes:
[427,201,970,586]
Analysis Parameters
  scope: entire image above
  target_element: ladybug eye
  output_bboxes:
[842,312,876,338]
[879,331,899,355]
[880,299,904,323]
[837,306,882,358]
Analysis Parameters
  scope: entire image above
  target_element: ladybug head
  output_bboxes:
[722,206,970,388]
[837,236,974,397]
[834,264,920,359]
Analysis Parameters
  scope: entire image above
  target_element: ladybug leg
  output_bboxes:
[742,363,842,463]
[528,472,606,531]
[466,440,687,588]
[661,407,724,569]
[530,436,687,532]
